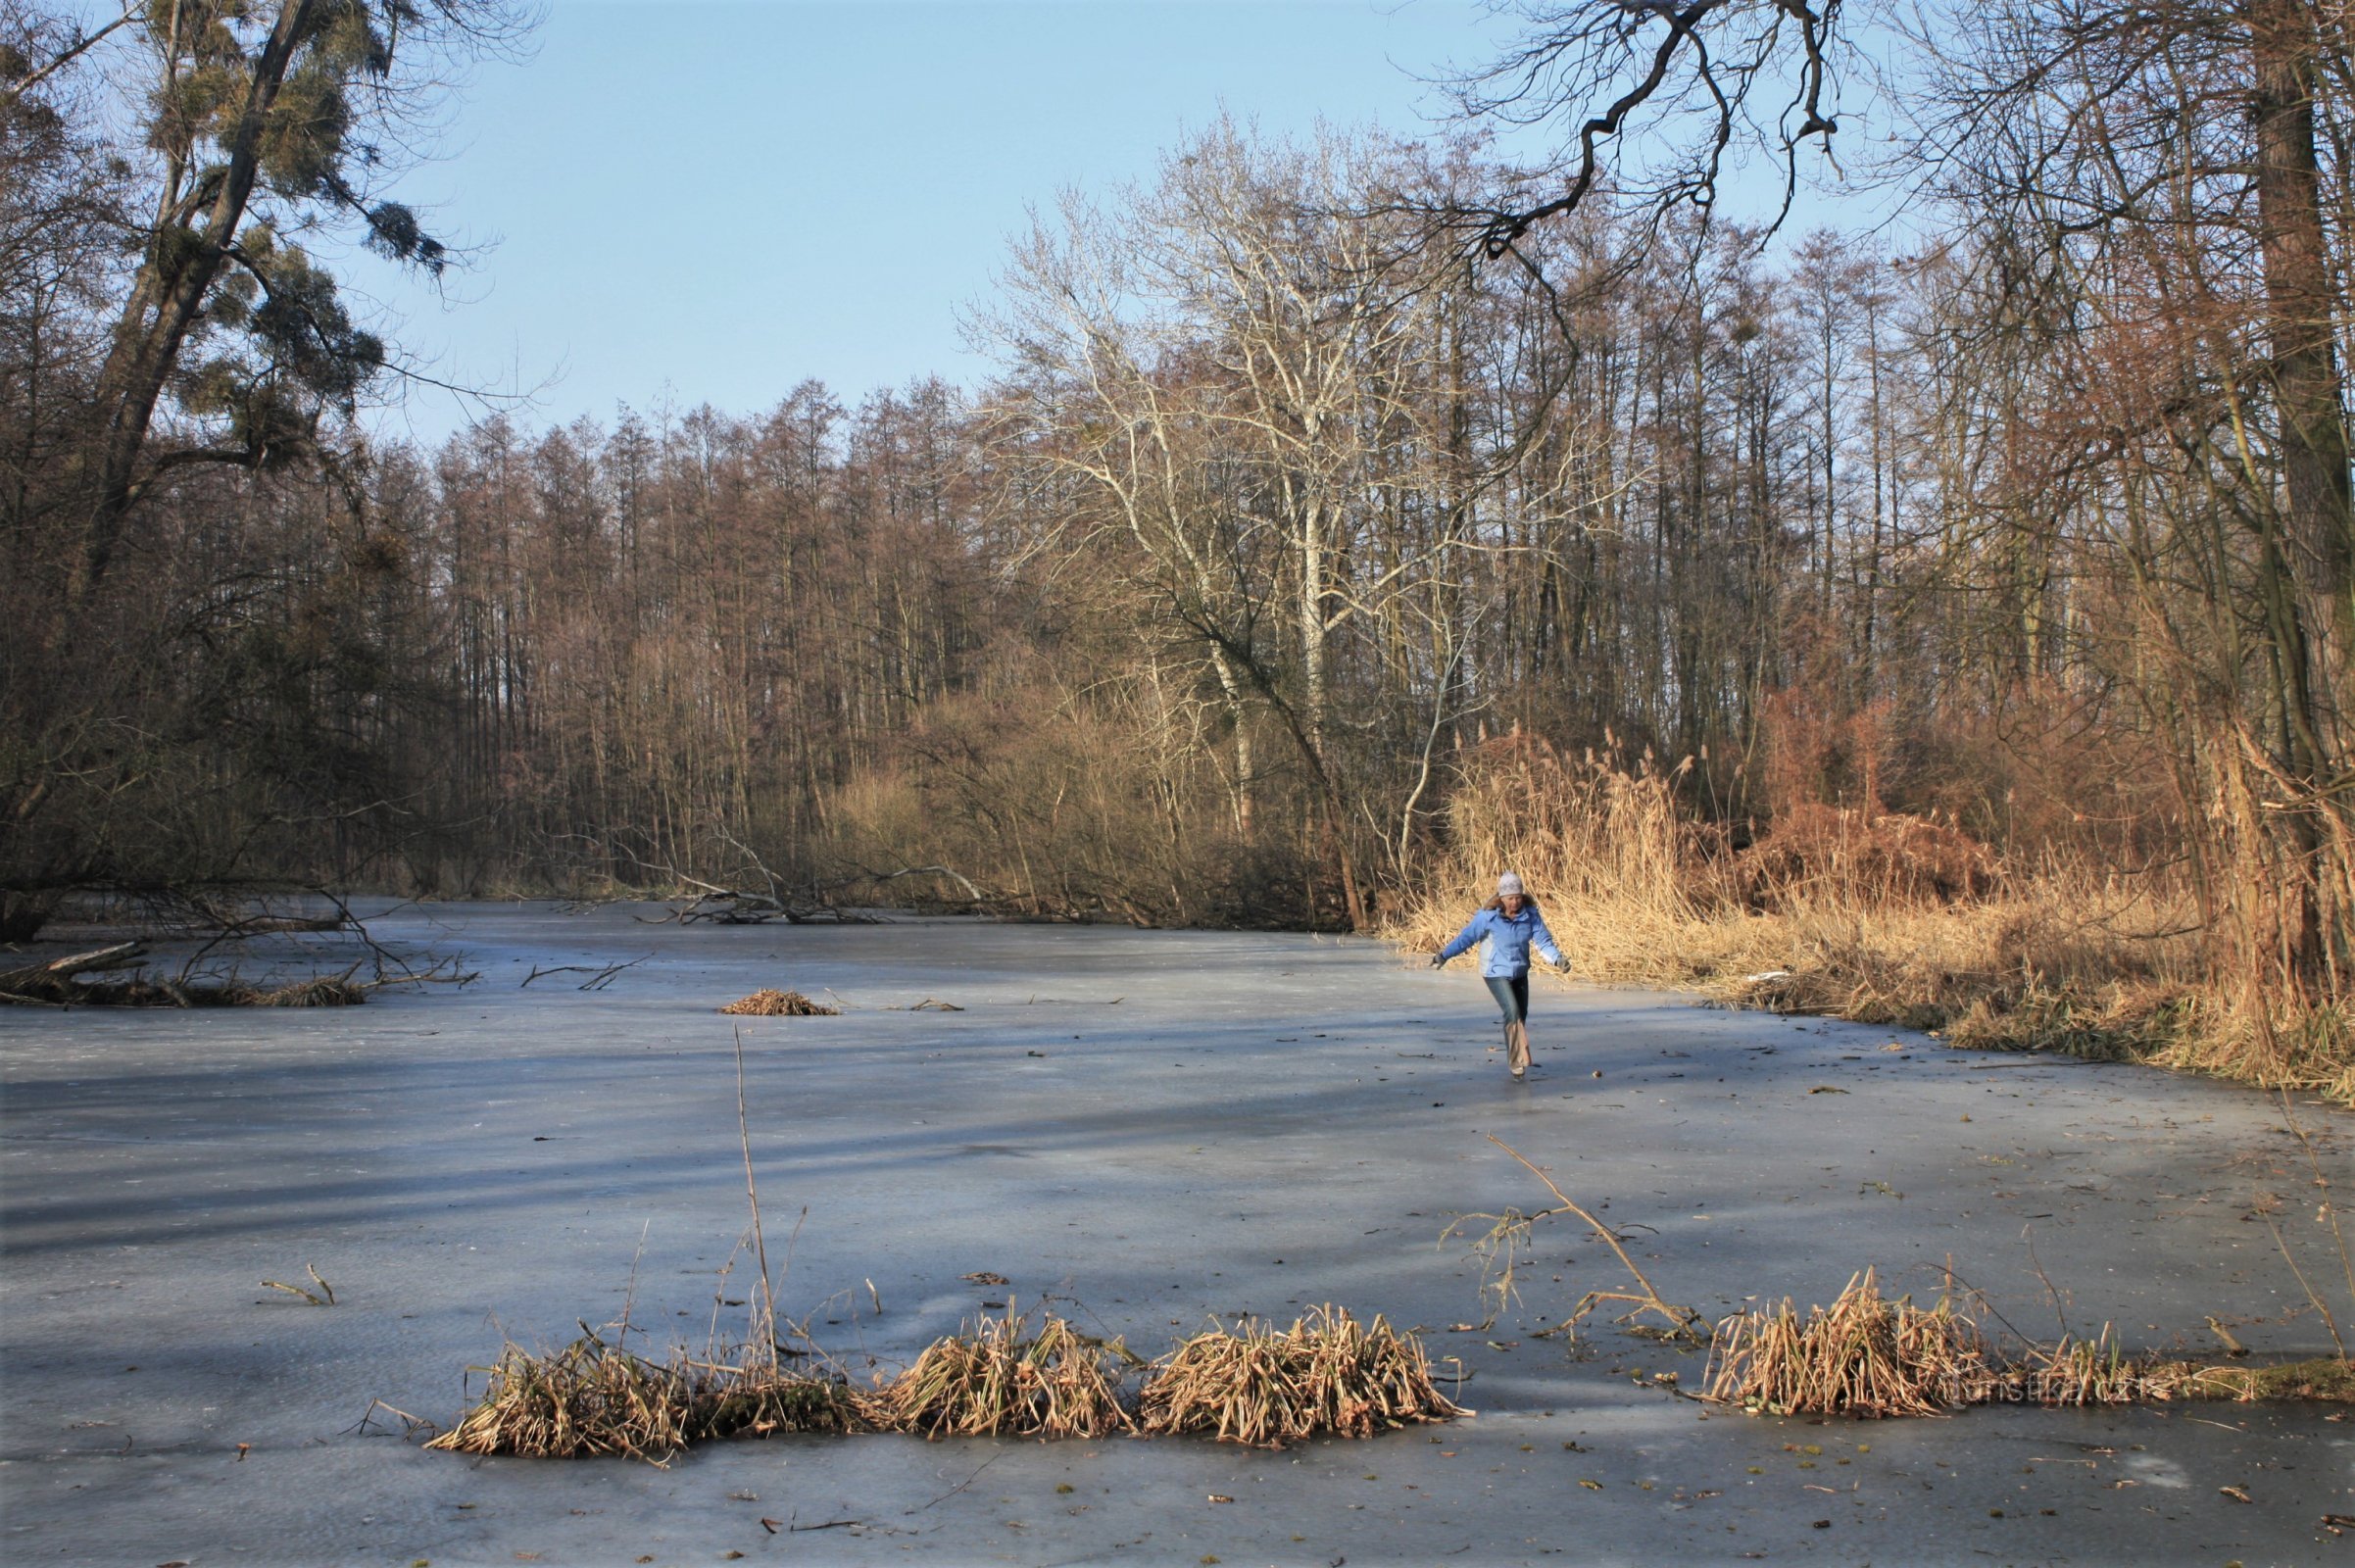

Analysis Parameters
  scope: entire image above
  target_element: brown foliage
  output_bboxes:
[1394,738,2353,1102]
[1737,805,1999,911]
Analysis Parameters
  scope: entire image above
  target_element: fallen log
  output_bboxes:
[0,942,146,993]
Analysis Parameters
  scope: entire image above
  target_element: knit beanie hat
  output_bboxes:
[1496,872,1525,897]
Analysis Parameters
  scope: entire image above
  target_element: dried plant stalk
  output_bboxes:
[1139,1305,1465,1448]
[1707,1271,2355,1418]
[425,1328,872,1461]
[426,1331,703,1461]
[1704,1269,1991,1417]
[876,1304,1135,1440]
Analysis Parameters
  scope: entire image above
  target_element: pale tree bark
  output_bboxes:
[981,125,1485,929]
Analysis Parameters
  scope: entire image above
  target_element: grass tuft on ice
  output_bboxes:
[1139,1304,1465,1447]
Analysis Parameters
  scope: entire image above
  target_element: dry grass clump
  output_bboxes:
[1986,1337,2355,1406]
[427,1332,703,1460]
[718,988,837,1016]
[1703,1269,1991,1418]
[2144,1000,2355,1107]
[1138,1305,1465,1447]
[687,1362,870,1440]
[1707,1273,2355,1419]
[876,1305,1136,1440]
[427,1300,1467,1460]
[1998,1325,2142,1406]
[425,1330,872,1460]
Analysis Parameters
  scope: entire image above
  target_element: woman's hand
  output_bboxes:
[1429,954,1447,969]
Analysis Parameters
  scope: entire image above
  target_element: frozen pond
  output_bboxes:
[4,902,2352,1564]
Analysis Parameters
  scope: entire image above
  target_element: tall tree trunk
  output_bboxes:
[2247,0,2354,989]
[2249,0,2355,717]
[74,0,320,604]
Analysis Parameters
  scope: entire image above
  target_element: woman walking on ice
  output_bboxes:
[1430,873,1569,1078]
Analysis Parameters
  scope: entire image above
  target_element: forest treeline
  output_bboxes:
[3,3,2350,1091]
[0,143,2027,919]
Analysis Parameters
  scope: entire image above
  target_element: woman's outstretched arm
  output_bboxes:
[1434,910,1489,964]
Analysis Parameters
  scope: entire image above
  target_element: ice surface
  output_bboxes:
[4,903,2351,1564]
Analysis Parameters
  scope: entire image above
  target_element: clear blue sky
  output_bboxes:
[353,0,1511,442]
[347,1,1856,445]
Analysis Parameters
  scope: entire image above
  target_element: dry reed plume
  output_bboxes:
[1138,1305,1465,1448]
[718,988,837,1015]
[1392,736,2351,1102]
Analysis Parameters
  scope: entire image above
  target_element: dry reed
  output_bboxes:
[1703,1269,1991,1417]
[1138,1305,1465,1448]
[686,1361,870,1440]
[426,1330,704,1461]
[718,988,837,1016]
[1392,736,2351,1102]
[875,1303,1136,1440]
[425,1330,873,1460]
[1447,1134,1704,1341]
[1706,1273,2355,1418]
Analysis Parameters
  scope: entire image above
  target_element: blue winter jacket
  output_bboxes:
[1438,904,1566,978]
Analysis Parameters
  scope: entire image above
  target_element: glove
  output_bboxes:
[1429,954,1446,969]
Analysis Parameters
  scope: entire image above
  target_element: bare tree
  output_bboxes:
[1449,0,1850,256]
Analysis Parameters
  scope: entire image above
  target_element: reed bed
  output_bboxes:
[426,1332,705,1460]
[1703,1270,1991,1418]
[1138,1305,1465,1448]
[2004,1324,2142,1406]
[686,1362,871,1440]
[876,1305,1136,1440]
[718,988,837,1016]
[1705,1273,2355,1418]
[425,1330,875,1460]
[1391,736,2351,1102]
[429,1302,1467,1460]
